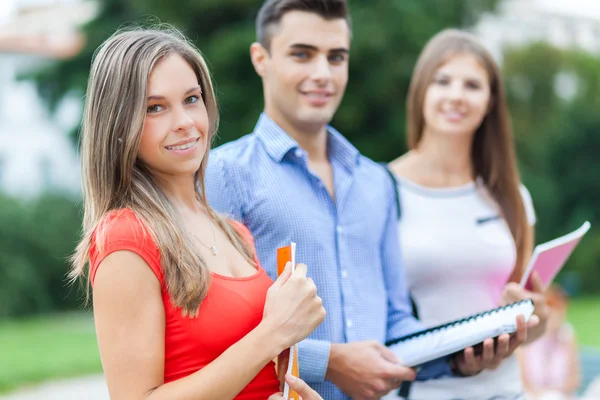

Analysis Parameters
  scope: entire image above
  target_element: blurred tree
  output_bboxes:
[25,0,499,161]
[503,43,600,293]
[538,103,600,293]
[0,194,81,317]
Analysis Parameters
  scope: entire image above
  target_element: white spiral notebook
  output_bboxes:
[386,299,535,367]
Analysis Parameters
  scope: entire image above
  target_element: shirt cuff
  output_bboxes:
[415,357,454,381]
[297,339,331,383]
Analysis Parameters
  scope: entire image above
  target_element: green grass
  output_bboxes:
[0,312,102,394]
[568,296,600,349]
[0,296,598,394]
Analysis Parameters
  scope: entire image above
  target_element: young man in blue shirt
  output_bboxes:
[205,1,528,399]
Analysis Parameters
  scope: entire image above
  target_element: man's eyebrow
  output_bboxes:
[329,47,350,54]
[289,43,318,51]
[289,43,349,54]
[147,85,201,101]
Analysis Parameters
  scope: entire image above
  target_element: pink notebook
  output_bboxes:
[520,221,591,290]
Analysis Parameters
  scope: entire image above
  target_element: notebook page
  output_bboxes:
[520,221,590,288]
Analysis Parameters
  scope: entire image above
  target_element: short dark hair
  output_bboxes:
[256,0,351,50]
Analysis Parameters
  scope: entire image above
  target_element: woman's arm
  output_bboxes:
[516,348,540,397]
[94,251,322,400]
[561,332,581,394]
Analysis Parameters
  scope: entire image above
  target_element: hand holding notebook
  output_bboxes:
[386,299,535,368]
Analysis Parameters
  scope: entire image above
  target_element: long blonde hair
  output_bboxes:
[406,29,529,278]
[70,26,256,317]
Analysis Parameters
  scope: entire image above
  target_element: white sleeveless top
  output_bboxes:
[387,177,536,400]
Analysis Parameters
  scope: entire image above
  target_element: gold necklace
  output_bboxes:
[191,218,218,256]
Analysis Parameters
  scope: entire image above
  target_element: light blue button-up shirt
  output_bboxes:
[205,114,451,399]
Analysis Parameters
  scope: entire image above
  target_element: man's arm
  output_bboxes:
[204,154,244,221]
[380,179,426,341]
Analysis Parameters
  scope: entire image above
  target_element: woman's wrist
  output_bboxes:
[524,322,546,344]
[253,319,290,360]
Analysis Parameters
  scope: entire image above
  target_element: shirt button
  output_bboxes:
[341,270,348,278]
[346,319,353,328]
[294,149,303,158]
[336,226,343,234]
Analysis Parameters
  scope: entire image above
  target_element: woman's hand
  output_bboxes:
[268,374,323,400]
[261,262,326,349]
[451,314,538,375]
[501,272,549,343]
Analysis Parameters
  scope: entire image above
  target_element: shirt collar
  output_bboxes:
[327,125,361,172]
[253,113,299,162]
[254,113,360,171]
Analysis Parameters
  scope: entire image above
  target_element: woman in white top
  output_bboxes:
[385,29,549,399]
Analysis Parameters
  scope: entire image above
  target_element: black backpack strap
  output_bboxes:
[380,163,401,221]
[380,164,419,317]
[380,163,418,399]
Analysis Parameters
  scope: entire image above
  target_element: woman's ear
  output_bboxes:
[250,42,269,78]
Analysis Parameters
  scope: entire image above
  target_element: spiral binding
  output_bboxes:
[385,298,534,347]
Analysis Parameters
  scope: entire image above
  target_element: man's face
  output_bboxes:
[254,11,350,133]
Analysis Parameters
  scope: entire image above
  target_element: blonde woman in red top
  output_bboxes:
[70,26,325,400]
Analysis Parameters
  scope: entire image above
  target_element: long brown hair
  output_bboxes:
[406,29,529,278]
[70,26,256,317]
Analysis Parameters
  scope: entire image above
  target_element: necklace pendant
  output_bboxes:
[210,245,218,256]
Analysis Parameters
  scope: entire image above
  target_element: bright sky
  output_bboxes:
[0,0,15,25]
[536,0,600,19]
[0,0,84,25]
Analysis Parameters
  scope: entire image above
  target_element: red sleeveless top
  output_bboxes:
[89,208,280,399]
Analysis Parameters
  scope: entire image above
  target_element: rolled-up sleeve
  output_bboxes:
[297,339,331,383]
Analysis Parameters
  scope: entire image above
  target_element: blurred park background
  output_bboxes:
[0,0,598,398]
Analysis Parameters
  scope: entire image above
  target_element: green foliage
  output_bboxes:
[25,0,499,160]
[0,194,82,317]
[503,43,600,294]
[539,105,600,293]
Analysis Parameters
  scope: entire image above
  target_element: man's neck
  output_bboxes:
[293,129,329,163]
[264,111,329,163]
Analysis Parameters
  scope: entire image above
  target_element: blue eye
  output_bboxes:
[185,95,199,104]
